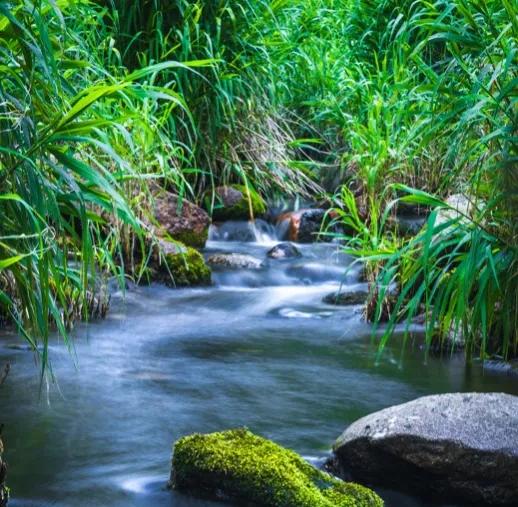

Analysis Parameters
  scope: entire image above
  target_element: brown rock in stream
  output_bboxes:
[150,190,210,249]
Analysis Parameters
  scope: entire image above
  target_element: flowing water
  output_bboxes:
[1,220,517,507]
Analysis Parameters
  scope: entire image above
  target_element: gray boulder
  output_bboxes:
[330,392,518,505]
[437,194,474,225]
[482,360,518,378]
[267,242,301,259]
[207,253,263,270]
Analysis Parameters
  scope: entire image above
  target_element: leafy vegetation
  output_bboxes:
[0,0,516,366]
[0,0,201,370]
[325,0,518,361]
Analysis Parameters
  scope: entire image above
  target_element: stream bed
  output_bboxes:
[1,223,517,507]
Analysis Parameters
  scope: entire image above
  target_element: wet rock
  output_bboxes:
[207,253,263,270]
[267,242,301,259]
[330,392,518,505]
[170,428,383,507]
[323,289,368,305]
[155,241,211,287]
[276,208,327,243]
[388,215,427,237]
[436,194,476,226]
[483,360,518,378]
[204,185,266,221]
[150,190,210,249]
[5,344,32,351]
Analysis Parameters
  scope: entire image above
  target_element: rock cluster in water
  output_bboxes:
[323,289,368,306]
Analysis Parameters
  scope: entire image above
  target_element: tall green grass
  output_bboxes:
[1,0,516,365]
[331,0,518,360]
[105,0,321,197]
[0,0,203,373]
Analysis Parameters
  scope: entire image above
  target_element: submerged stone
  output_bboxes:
[207,253,263,270]
[323,289,368,306]
[330,392,518,505]
[170,428,383,507]
[267,242,301,259]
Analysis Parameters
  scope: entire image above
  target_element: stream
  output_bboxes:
[1,220,517,507]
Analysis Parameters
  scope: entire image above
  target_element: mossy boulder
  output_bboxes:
[204,185,266,221]
[170,428,383,507]
[149,189,210,249]
[158,241,212,287]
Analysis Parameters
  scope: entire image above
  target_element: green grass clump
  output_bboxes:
[162,244,212,287]
[171,428,383,507]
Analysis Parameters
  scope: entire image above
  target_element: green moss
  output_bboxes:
[207,184,267,221]
[173,228,209,250]
[171,428,383,507]
[162,244,212,287]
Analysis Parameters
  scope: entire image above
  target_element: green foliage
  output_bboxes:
[330,0,518,360]
[105,0,319,198]
[171,428,383,507]
[0,0,201,369]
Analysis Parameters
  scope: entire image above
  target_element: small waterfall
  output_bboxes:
[249,220,279,244]
[209,219,280,244]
